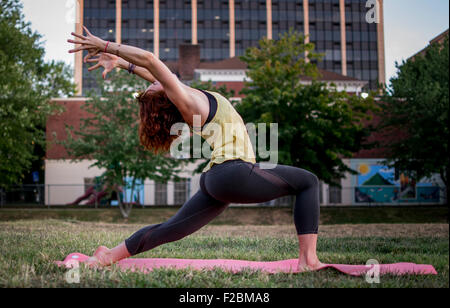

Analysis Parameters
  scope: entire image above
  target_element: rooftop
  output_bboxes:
[174,55,364,83]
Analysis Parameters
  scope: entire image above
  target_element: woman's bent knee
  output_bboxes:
[301,170,319,189]
[310,173,320,187]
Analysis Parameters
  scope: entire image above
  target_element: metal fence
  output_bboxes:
[1,185,45,206]
[0,184,447,207]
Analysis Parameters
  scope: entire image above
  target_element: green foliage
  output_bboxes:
[189,79,235,100]
[238,30,377,186]
[0,0,76,187]
[379,37,449,193]
[61,70,186,217]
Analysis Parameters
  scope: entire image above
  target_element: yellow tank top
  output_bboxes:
[193,90,256,172]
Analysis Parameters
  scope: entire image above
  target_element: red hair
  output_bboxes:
[137,90,185,153]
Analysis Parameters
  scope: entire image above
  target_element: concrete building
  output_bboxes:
[75,0,386,94]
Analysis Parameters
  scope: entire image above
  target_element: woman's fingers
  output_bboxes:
[68,39,86,45]
[102,69,109,80]
[71,32,87,40]
[83,52,91,63]
[84,49,100,63]
[69,45,92,53]
[83,25,93,36]
[102,66,115,79]
[88,63,102,72]
[86,57,100,63]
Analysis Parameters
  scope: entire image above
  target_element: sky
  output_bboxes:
[383,0,449,83]
[20,0,449,84]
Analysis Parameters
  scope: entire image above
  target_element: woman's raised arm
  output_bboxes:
[86,53,157,83]
[68,27,193,112]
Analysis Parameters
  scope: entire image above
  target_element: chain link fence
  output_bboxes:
[0,184,447,207]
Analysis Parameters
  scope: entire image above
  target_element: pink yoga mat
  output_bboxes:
[55,253,438,276]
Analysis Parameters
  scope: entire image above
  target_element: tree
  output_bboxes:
[238,30,377,186]
[189,79,235,99]
[0,0,75,187]
[379,37,449,204]
[62,71,186,218]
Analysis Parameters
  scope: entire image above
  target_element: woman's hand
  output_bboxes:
[86,53,120,80]
[68,26,106,61]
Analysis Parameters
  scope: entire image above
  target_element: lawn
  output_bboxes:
[0,219,448,288]
[0,205,447,224]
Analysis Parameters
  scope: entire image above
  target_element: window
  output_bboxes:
[329,183,342,204]
[155,182,167,205]
[174,179,190,205]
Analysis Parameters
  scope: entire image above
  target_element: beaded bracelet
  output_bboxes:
[128,63,136,74]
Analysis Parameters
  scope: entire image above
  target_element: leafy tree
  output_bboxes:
[379,37,449,204]
[61,71,186,218]
[189,79,235,100]
[0,0,75,187]
[238,30,378,186]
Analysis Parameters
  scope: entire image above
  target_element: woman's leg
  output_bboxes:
[203,161,322,270]
[263,164,323,271]
[297,234,323,271]
[124,189,228,256]
[89,160,321,270]
[88,177,229,266]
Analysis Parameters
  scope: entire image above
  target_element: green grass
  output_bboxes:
[0,205,448,224]
[0,220,448,288]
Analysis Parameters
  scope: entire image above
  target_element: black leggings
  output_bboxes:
[125,159,320,256]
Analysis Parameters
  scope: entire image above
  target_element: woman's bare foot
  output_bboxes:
[86,246,113,268]
[297,234,324,272]
[297,254,326,272]
[85,242,131,268]
[297,259,326,272]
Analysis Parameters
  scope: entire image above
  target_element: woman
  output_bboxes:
[68,27,323,272]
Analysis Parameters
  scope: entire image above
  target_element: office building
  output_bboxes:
[75,0,386,93]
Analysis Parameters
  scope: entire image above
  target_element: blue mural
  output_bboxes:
[351,160,440,204]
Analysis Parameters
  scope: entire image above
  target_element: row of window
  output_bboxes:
[81,176,343,205]
[83,0,371,12]
[313,40,377,49]
[200,48,230,60]
[84,0,116,9]
[83,24,376,45]
[84,0,365,8]
[162,182,343,206]
[156,181,345,206]
[347,50,378,61]
[155,180,191,205]
[122,0,154,9]
[83,2,377,22]
[315,59,378,78]
[80,44,377,71]
[83,25,375,45]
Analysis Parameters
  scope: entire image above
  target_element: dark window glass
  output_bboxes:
[82,0,380,90]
